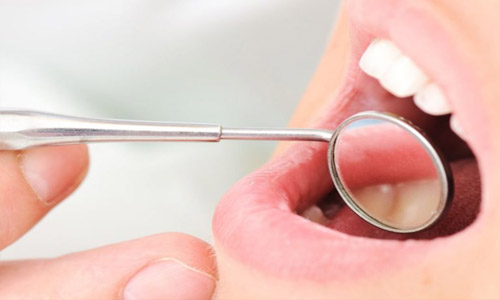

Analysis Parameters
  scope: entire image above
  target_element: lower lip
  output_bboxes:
[213,135,443,281]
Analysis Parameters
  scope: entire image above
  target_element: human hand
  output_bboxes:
[0,145,217,299]
[2,0,498,298]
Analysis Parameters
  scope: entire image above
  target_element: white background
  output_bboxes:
[0,0,340,259]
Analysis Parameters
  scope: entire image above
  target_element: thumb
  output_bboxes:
[0,233,217,300]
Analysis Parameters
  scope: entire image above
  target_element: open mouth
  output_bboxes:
[304,35,480,240]
[213,0,490,282]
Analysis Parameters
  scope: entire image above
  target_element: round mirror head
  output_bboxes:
[328,112,453,233]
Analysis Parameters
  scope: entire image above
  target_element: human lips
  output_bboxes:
[213,0,488,282]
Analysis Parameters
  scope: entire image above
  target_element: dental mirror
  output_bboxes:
[328,112,453,233]
[0,109,452,233]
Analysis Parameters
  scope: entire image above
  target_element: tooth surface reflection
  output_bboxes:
[352,184,395,221]
[334,115,445,231]
[350,179,440,229]
[388,179,441,229]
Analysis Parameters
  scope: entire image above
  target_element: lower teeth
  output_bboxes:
[300,205,329,225]
[353,179,441,229]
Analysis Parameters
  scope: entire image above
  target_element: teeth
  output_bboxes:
[360,39,429,98]
[387,179,441,229]
[359,39,402,78]
[360,39,452,114]
[414,83,452,115]
[351,180,441,229]
[300,205,329,225]
[360,39,465,140]
[352,184,395,221]
[379,56,429,98]
[450,115,466,140]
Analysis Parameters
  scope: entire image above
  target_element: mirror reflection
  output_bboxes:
[334,119,442,230]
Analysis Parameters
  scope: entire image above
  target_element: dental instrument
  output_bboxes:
[0,109,452,233]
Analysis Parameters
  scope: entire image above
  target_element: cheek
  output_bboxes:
[213,244,341,299]
[214,239,487,299]
[440,0,499,58]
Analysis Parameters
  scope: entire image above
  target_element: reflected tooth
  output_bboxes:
[450,115,466,140]
[414,83,452,115]
[380,56,429,98]
[359,39,402,79]
[301,205,329,225]
[352,184,395,221]
[388,179,441,229]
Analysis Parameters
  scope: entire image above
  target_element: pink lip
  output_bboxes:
[213,0,488,282]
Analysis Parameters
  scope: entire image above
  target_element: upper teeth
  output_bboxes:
[359,39,403,79]
[380,55,429,98]
[414,82,453,115]
[359,39,461,136]
[450,114,466,140]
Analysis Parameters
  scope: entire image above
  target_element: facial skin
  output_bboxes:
[213,0,499,298]
[0,0,498,299]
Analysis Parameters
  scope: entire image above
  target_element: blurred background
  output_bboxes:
[0,0,340,259]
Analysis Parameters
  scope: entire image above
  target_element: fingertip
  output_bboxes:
[122,258,216,300]
[0,233,217,299]
[91,233,218,299]
[19,145,89,204]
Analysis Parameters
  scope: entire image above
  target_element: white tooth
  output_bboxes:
[352,184,395,221]
[359,39,402,79]
[387,179,441,229]
[413,83,452,115]
[380,56,429,98]
[301,205,329,225]
[450,115,466,140]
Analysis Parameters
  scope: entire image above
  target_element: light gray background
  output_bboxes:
[0,0,340,259]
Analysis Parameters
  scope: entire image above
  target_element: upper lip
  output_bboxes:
[213,0,487,281]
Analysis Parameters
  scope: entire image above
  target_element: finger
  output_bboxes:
[0,145,88,249]
[0,233,217,300]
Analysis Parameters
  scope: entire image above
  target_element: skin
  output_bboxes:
[0,0,498,299]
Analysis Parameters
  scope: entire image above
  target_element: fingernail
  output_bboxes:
[123,258,216,300]
[19,146,87,204]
